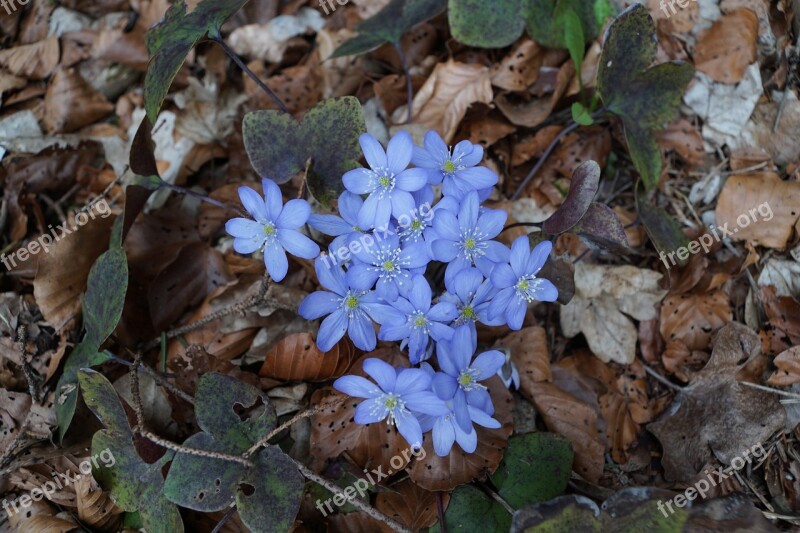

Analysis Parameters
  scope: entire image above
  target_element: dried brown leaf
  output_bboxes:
[694,9,758,84]
[259,332,357,382]
[0,36,59,79]
[375,478,448,531]
[660,291,732,351]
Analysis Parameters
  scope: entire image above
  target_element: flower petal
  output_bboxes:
[431,239,459,263]
[315,256,348,295]
[450,325,474,370]
[453,390,472,433]
[276,199,310,228]
[363,358,397,392]
[333,375,381,399]
[386,131,413,173]
[232,235,263,255]
[471,350,506,380]
[506,298,527,330]
[428,301,457,323]
[348,314,376,352]
[278,229,319,259]
[343,168,376,195]
[404,391,449,416]
[432,210,461,241]
[458,191,480,232]
[346,262,380,291]
[527,240,553,276]
[363,301,405,325]
[433,416,456,457]
[468,405,501,429]
[317,309,348,351]
[225,218,263,238]
[476,208,507,238]
[432,372,458,400]
[395,168,428,192]
[238,186,270,223]
[390,190,416,221]
[488,287,514,320]
[454,423,478,453]
[298,291,340,319]
[308,214,351,236]
[408,275,432,311]
[354,398,388,424]
[531,278,559,302]
[456,165,498,190]
[428,321,455,343]
[394,408,423,449]
[264,242,289,281]
[360,133,388,170]
[261,179,283,221]
[411,145,442,169]
[490,263,516,289]
[338,191,363,226]
[509,235,530,277]
[395,367,432,394]
[357,193,380,230]
[423,130,449,160]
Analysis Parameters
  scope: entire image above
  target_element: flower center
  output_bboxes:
[464,238,476,249]
[384,395,398,409]
[411,219,423,230]
[459,228,488,263]
[373,392,405,425]
[345,296,359,309]
[461,306,475,319]
[457,368,485,392]
[410,311,429,331]
[515,276,543,303]
[383,260,395,272]
[443,160,456,173]
[414,315,427,327]
[263,223,276,237]
[517,279,529,291]
[458,373,473,386]
[379,176,391,187]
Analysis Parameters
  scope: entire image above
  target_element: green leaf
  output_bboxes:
[593,0,615,26]
[163,373,304,533]
[448,0,525,48]
[332,0,446,57]
[83,246,128,347]
[597,4,694,190]
[571,102,594,126]
[562,8,585,71]
[243,97,367,206]
[55,344,112,442]
[436,485,511,530]
[636,183,690,268]
[78,370,183,533]
[526,0,598,49]
[491,432,573,509]
[144,0,249,122]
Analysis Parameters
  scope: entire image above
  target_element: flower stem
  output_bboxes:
[394,41,414,124]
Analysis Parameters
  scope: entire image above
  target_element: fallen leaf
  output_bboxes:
[648,322,785,482]
[767,346,800,386]
[0,36,59,79]
[397,60,493,143]
[490,38,565,91]
[259,332,357,382]
[44,68,115,134]
[375,479,448,531]
[659,291,732,351]
[694,9,758,83]
[758,258,800,298]
[228,8,325,63]
[715,172,800,249]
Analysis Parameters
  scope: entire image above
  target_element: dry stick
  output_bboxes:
[290,456,412,533]
[143,273,271,351]
[129,355,253,467]
[394,41,414,124]
[643,364,683,392]
[211,506,238,533]
[485,485,515,515]
[511,121,581,201]
[740,381,800,400]
[17,325,41,404]
[211,36,289,114]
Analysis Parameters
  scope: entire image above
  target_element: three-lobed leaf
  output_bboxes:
[144,0,249,122]
[242,97,367,206]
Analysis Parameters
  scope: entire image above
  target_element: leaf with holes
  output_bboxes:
[597,4,694,190]
[331,0,446,57]
[144,0,249,122]
[490,432,573,509]
[243,97,366,206]
[78,370,183,533]
[162,373,303,533]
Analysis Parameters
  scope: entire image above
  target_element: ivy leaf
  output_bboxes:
[597,4,694,190]
[78,370,183,533]
[490,432,573,509]
[435,485,512,530]
[144,0,248,122]
[332,0,446,58]
[163,373,304,533]
[542,160,600,235]
[526,0,597,49]
[448,0,525,48]
[243,97,366,206]
[56,238,129,441]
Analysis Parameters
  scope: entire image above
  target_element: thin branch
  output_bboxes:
[511,121,581,200]
[290,457,412,533]
[211,506,238,533]
[211,36,289,114]
[500,221,543,234]
[741,381,800,400]
[485,486,515,515]
[643,364,683,392]
[394,41,413,124]
[161,183,242,213]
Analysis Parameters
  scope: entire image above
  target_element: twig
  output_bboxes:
[161,183,241,213]
[211,506,237,533]
[245,398,343,456]
[211,36,289,114]
[142,273,271,351]
[290,457,412,533]
[17,325,41,404]
[394,41,414,124]
[436,491,446,533]
[741,381,800,400]
[511,121,581,200]
[129,355,253,467]
[484,485,515,515]
[643,364,683,392]
[109,353,196,405]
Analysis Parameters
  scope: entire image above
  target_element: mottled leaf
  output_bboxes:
[635,184,690,268]
[83,246,128,347]
[144,0,249,122]
[448,0,525,48]
[332,0,446,57]
[436,485,511,531]
[243,97,366,206]
[573,202,630,253]
[78,370,183,533]
[490,432,573,509]
[542,160,601,234]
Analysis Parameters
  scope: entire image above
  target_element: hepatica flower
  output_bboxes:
[379,275,457,363]
[333,358,448,448]
[299,256,396,352]
[343,132,428,230]
[439,268,502,336]
[411,130,498,199]
[307,191,364,254]
[431,191,509,284]
[489,237,559,330]
[225,178,319,282]
[433,326,505,431]
[346,233,429,301]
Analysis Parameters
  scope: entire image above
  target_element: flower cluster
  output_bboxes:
[227,130,558,455]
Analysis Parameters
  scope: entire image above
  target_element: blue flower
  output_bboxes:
[299,256,397,351]
[225,179,320,282]
[307,192,367,262]
[411,131,498,199]
[439,268,503,337]
[496,350,520,390]
[346,232,429,302]
[343,132,428,230]
[333,358,448,449]
[489,237,559,330]
[417,364,501,456]
[432,326,505,432]
[430,191,510,285]
[379,275,457,364]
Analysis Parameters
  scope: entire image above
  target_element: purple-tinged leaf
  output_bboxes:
[542,160,601,234]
